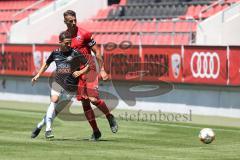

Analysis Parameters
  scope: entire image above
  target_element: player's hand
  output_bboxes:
[73,71,82,78]
[100,69,109,81]
[31,75,39,86]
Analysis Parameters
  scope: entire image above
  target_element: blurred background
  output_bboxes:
[1,0,240,119]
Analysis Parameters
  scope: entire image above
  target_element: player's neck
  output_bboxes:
[60,48,71,54]
[68,26,78,38]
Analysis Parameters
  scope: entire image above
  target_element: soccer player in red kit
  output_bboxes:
[64,10,118,140]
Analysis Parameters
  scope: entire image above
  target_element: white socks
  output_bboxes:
[36,99,73,131]
[37,115,46,129]
[45,102,57,132]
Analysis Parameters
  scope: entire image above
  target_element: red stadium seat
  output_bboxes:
[185,5,195,17]
[0,34,7,43]
[129,34,139,45]
[0,0,53,43]
[175,21,196,32]
[145,21,156,33]
[123,20,136,32]
[117,20,128,32]
[158,21,174,32]
[0,22,12,33]
[93,34,101,43]
[174,34,190,45]
[45,0,237,46]
[141,34,157,45]
[119,0,127,5]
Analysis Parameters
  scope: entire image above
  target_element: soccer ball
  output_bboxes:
[199,128,215,144]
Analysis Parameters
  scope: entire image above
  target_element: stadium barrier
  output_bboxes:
[142,46,182,83]
[183,46,228,85]
[1,44,240,86]
[228,46,240,86]
[0,44,34,76]
[104,46,140,81]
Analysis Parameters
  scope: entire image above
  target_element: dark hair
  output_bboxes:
[59,31,71,42]
[63,10,76,18]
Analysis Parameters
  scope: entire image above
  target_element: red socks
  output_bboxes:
[82,99,99,132]
[92,99,111,119]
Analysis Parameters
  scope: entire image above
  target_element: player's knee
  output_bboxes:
[82,99,90,106]
[51,95,59,103]
[89,97,98,103]
[81,99,92,111]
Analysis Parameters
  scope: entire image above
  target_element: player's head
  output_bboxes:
[64,10,77,29]
[59,31,72,52]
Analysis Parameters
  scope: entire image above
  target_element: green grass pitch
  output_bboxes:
[0,100,240,160]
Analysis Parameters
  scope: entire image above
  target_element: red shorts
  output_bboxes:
[77,70,99,101]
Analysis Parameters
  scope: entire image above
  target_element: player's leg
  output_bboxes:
[45,83,76,138]
[89,97,118,133]
[36,115,46,130]
[77,75,102,140]
[81,99,101,141]
[31,114,46,138]
[31,94,73,137]
[31,95,58,139]
[44,94,59,139]
[31,100,72,138]
[31,93,73,139]
[31,82,61,139]
[86,72,118,134]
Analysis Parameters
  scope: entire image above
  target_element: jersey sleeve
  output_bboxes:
[74,50,88,66]
[46,51,54,65]
[78,54,88,66]
[84,31,96,47]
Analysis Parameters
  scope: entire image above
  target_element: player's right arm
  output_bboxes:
[31,62,50,86]
[31,51,54,85]
[72,51,89,78]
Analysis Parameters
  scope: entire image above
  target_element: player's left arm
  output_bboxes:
[72,64,89,78]
[31,62,49,86]
[86,31,108,80]
[91,44,103,68]
[91,45,109,80]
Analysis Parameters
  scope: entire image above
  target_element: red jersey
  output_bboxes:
[69,27,99,100]
[70,27,96,71]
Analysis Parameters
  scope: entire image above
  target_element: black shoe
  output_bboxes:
[108,114,118,133]
[31,127,41,138]
[90,130,102,141]
[45,130,54,139]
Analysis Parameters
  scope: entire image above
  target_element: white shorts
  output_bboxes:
[51,82,76,101]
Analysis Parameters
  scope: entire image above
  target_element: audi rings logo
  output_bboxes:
[190,52,220,79]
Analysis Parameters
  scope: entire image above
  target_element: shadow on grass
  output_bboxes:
[49,138,114,142]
